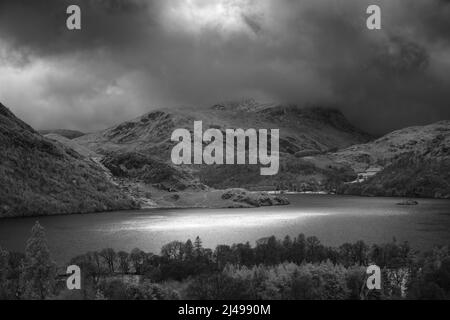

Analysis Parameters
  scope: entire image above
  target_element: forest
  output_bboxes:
[1,222,449,300]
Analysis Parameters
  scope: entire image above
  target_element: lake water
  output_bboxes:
[0,194,450,265]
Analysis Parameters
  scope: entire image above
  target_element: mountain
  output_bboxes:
[0,102,137,218]
[330,121,450,198]
[75,100,449,199]
[76,100,371,157]
[327,121,450,172]
[44,133,99,158]
[74,100,372,192]
[3,95,446,218]
[338,152,450,198]
[38,129,85,139]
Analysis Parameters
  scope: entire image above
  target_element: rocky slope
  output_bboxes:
[45,133,99,158]
[0,102,137,218]
[3,95,445,216]
[75,99,372,192]
[302,121,450,198]
[334,122,450,198]
[329,121,450,172]
[41,108,291,209]
[338,152,450,198]
[38,129,85,139]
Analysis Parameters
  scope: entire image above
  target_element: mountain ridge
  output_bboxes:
[331,120,450,198]
[0,101,290,217]
[0,102,137,218]
[3,96,446,219]
[74,100,449,198]
[74,101,372,192]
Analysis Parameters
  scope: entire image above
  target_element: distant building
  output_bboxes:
[350,166,383,183]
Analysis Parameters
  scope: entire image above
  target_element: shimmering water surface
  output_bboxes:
[1,194,449,264]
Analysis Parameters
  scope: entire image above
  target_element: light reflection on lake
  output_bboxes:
[97,211,330,232]
[0,194,449,264]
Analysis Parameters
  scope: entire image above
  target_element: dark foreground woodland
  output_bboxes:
[1,222,450,300]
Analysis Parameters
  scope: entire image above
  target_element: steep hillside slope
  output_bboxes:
[339,153,450,198]
[76,100,371,156]
[0,103,137,218]
[75,100,372,191]
[38,129,85,139]
[326,121,450,173]
[335,124,450,198]
[44,133,99,158]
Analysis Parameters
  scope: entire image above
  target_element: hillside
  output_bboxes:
[334,123,450,198]
[328,121,450,172]
[38,129,85,139]
[66,100,450,199]
[76,100,371,157]
[338,152,450,198]
[0,102,137,218]
[75,100,372,192]
[44,133,99,158]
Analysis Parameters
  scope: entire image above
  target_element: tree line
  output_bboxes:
[1,222,449,299]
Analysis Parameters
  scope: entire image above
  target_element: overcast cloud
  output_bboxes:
[0,0,449,134]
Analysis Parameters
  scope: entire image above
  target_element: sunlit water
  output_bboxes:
[0,194,449,264]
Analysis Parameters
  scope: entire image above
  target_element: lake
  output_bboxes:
[0,194,449,265]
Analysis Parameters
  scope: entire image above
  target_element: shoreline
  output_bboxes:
[2,193,449,221]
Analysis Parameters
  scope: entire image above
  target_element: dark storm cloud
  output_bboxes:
[241,13,262,34]
[0,0,158,56]
[0,0,449,134]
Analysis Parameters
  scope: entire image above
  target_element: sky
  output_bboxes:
[0,0,449,135]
